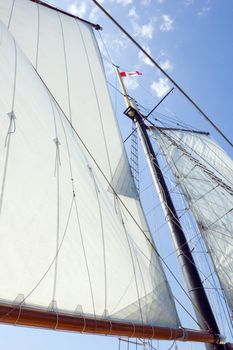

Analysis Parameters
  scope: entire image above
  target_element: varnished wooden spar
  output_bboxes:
[0,304,220,344]
[29,0,101,30]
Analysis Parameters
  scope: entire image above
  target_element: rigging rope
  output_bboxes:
[91,0,233,148]
[35,72,204,329]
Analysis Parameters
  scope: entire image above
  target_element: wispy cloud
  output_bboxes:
[141,22,155,39]
[116,0,133,6]
[132,18,156,39]
[151,77,170,97]
[67,1,86,17]
[197,7,210,16]
[124,77,139,90]
[88,0,104,21]
[184,0,194,6]
[138,46,153,67]
[128,7,138,18]
[160,15,174,32]
[109,36,129,52]
[159,58,173,71]
[141,0,151,6]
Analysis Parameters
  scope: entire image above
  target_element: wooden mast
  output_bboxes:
[115,67,225,349]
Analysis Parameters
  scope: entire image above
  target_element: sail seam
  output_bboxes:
[30,59,203,328]
[75,19,114,184]
[7,0,15,29]
[0,39,17,216]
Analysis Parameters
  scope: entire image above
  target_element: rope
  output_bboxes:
[33,66,207,328]
[0,39,18,216]
[0,195,75,324]
[7,0,16,29]
[91,0,233,148]
[35,2,40,70]
[88,165,108,315]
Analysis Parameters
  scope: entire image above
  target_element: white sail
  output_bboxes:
[153,128,233,312]
[0,3,179,328]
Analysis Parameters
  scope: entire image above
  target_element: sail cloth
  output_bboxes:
[0,2,179,328]
[153,128,233,312]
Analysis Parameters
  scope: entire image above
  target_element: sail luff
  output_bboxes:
[0,303,221,344]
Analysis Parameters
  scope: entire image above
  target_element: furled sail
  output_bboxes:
[0,1,179,328]
[153,128,233,312]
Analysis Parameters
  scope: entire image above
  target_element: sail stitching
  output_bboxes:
[28,51,203,328]
[51,98,62,307]
[0,38,17,216]
[159,129,233,194]
[88,165,108,316]
[54,100,97,318]
[75,19,114,184]
[35,2,40,70]
[155,129,233,329]
[0,195,75,323]
[57,12,73,125]
[7,0,15,29]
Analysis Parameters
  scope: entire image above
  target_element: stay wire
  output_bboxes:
[35,75,204,329]
[91,0,233,148]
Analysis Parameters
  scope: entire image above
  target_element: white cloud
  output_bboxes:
[88,0,104,21]
[159,58,173,71]
[132,18,155,39]
[128,7,138,18]
[138,46,153,67]
[141,22,155,39]
[124,77,139,91]
[117,0,133,6]
[67,2,86,17]
[89,7,98,21]
[109,36,129,51]
[198,7,210,16]
[151,77,170,97]
[160,14,174,32]
[141,0,151,5]
[184,0,194,6]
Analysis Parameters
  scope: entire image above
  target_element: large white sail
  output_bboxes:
[0,2,179,328]
[153,128,233,312]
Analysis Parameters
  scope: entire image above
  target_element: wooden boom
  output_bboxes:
[0,303,222,345]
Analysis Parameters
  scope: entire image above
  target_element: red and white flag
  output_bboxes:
[120,71,142,77]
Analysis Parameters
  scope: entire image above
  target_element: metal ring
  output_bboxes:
[150,325,155,339]
[131,322,136,338]
[108,319,113,336]
[81,315,86,333]
[169,327,173,340]
[14,304,22,326]
[54,311,59,330]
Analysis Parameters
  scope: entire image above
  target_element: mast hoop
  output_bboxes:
[81,315,86,333]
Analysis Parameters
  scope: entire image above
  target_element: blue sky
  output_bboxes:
[0,0,232,349]
[60,0,233,154]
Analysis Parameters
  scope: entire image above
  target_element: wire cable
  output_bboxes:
[91,0,233,148]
